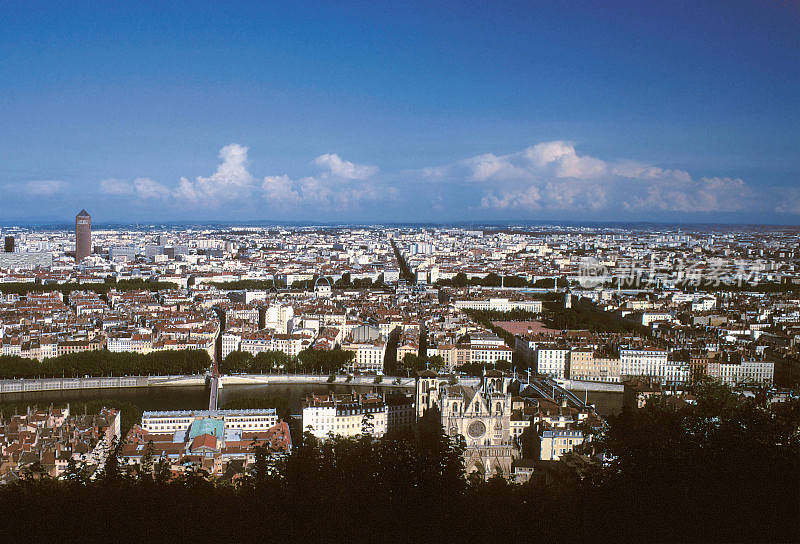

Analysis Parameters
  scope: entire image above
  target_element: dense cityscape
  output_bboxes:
[0,213,797,541]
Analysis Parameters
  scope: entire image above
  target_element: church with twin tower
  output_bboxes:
[416,370,515,480]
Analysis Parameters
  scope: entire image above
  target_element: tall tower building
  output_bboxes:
[75,209,91,261]
[4,236,14,253]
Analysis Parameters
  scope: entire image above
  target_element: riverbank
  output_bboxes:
[220,374,418,388]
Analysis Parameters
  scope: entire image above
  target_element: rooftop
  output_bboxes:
[189,418,224,440]
[142,408,276,418]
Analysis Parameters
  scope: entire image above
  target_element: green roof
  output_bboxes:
[188,418,224,440]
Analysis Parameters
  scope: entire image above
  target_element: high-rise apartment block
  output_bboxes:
[75,209,91,261]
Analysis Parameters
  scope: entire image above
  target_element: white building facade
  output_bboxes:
[536,347,571,379]
[620,349,668,381]
[706,360,774,386]
[141,409,278,434]
[302,395,388,439]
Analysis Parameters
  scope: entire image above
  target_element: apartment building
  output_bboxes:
[107,332,153,354]
[620,349,668,381]
[536,346,571,379]
[539,429,586,461]
[341,340,386,373]
[664,360,691,385]
[706,360,774,386]
[427,345,457,371]
[642,312,672,326]
[221,332,242,360]
[454,297,542,313]
[240,332,312,358]
[566,350,623,383]
[567,349,594,380]
[302,393,388,439]
[470,344,514,367]
[141,409,278,434]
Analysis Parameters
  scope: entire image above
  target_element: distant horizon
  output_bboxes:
[2,216,798,231]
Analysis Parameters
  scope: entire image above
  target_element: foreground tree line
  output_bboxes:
[0,382,796,542]
[0,349,211,379]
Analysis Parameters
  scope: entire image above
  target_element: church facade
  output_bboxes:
[416,370,516,480]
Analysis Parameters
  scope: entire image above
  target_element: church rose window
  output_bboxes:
[468,420,486,438]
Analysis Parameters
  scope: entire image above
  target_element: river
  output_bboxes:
[0,383,624,417]
[574,390,624,416]
[0,383,399,416]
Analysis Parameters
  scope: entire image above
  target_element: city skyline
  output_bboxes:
[1,2,799,225]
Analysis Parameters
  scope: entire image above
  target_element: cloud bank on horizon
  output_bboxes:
[425,141,754,214]
[9,141,795,222]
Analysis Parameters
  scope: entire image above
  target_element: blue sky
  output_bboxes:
[1,1,798,224]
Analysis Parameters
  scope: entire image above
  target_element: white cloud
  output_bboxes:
[422,140,606,184]
[9,180,68,196]
[100,178,134,195]
[259,153,383,212]
[262,175,302,206]
[522,141,607,179]
[313,153,378,180]
[95,147,386,215]
[175,143,255,204]
[261,173,379,210]
[524,141,573,168]
[421,166,447,179]
[776,190,800,215]
[612,161,692,182]
[481,186,542,210]
[100,177,170,200]
[543,179,608,210]
[465,153,530,182]
[90,140,772,218]
[424,141,754,214]
[133,177,170,200]
[623,176,750,213]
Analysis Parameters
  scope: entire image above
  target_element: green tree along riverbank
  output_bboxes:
[0,349,211,379]
[0,382,795,542]
[219,348,355,375]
